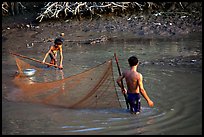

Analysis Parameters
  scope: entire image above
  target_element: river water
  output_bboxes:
[2,32,202,135]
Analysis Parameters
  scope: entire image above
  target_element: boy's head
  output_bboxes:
[128,56,139,67]
[54,38,63,45]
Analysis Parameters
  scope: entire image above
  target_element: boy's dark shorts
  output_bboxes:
[127,92,141,113]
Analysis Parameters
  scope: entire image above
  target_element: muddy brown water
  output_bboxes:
[2,29,202,135]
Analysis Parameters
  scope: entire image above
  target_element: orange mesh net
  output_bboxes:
[6,55,122,109]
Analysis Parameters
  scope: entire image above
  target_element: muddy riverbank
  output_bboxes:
[2,8,202,69]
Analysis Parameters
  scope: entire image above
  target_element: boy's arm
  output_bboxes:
[59,46,63,68]
[116,73,127,94]
[138,73,154,107]
[42,47,52,63]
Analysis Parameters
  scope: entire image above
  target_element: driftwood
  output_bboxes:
[65,35,109,45]
[31,34,108,45]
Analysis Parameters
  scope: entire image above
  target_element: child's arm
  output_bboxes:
[42,47,52,63]
[138,73,154,107]
[58,46,63,69]
[116,73,127,94]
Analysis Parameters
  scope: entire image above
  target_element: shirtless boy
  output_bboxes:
[42,38,63,69]
[117,56,154,114]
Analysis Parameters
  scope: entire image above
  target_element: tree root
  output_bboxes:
[35,2,150,22]
[2,2,26,16]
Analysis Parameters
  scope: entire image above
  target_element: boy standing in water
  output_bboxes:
[42,38,64,69]
[117,56,154,114]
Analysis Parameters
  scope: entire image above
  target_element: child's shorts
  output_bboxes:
[127,92,141,113]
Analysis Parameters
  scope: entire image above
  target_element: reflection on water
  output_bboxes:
[2,33,202,135]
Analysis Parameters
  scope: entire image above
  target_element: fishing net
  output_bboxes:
[6,55,122,109]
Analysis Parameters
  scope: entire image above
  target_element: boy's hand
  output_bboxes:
[122,88,127,94]
[147,100,154,107]
[59,65,63,70]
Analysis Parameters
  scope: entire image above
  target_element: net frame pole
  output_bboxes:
[114,53,129,110]
[9,51,61,69]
